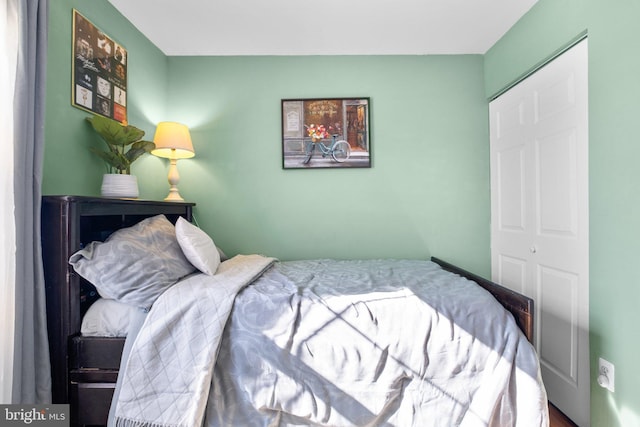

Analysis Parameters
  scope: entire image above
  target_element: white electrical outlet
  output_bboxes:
[597,357,615,392]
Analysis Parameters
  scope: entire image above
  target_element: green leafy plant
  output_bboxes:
[86,115,155,174]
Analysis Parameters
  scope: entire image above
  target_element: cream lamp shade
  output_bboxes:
[152,122,195,201]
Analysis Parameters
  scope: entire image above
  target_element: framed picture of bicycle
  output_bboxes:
[282,98,371,169]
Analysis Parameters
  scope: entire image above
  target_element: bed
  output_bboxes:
[42,196,548,426]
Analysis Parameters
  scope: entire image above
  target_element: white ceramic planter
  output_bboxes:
[101,174,139,198]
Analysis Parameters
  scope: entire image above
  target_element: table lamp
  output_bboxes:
[152,122,195,201]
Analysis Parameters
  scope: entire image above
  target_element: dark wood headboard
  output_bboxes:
[431,257,534,344]
[41,195,195,404]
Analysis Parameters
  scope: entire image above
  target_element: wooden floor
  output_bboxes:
[549,403,578,427]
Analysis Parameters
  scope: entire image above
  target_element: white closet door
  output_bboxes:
[490,39,589,426]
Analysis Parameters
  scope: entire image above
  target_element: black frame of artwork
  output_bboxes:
[72,9,128,122]
[281,97,371,169]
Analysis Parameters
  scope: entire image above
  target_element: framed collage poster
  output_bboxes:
[282,98,371,169]
[72,9,127,122]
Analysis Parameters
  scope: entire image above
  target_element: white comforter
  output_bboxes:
[114,258,549,427]
[114,254,276,427]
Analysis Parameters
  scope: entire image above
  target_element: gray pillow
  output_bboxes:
[69,214,196,310]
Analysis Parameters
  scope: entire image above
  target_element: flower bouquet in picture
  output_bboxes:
[301,123,350,165]
[305,124,330,142]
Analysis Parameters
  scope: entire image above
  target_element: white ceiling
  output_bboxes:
[107,0,538,56]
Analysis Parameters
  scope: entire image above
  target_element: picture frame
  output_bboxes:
[72,9,128,122]
[282,98,371,169]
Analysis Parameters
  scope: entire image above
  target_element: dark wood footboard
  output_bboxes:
[431,257,534,344]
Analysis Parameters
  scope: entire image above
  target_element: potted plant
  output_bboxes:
[86,115,155,198]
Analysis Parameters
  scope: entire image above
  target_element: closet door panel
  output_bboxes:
[490,39,589,426]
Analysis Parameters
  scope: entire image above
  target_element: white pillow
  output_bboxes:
[175,217,221,275]
[81,298,139,337]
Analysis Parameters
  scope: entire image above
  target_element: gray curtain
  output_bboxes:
[12,0,51,403]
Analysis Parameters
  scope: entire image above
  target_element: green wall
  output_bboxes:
[43,1,492,275]
[165,55,490,271]
[53,0,640,423]
[485,1,640,426]
[44,0,170,199]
